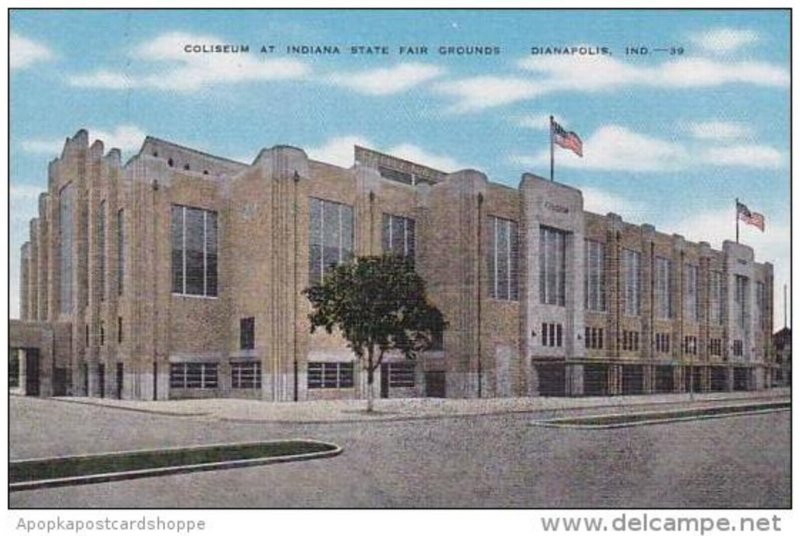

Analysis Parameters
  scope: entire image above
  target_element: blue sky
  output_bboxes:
[9,9,791,323]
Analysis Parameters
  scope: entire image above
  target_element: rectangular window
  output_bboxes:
[756,281,767,329]
[710,271,724,325]
[387,362,416,388]
[231,362,261,389]
[685,265,699,322]
[309,198,354,285]
[623,249,642,316]
[584,327,604,349]
[117,209,125,295]
[98,200,106,301]
[709,338,722,356]
[489,217,519,301]
[683,336,698,355]
[240,317,255,350]
[655,333,671,354]
[100,321,105,346]
[169,362,218,389]
[382,214,416,258]
[541,322,563,348]
[307,362,355,389]
[117,316,123,344]
[584,240,606,312]
[171,205,218,297]
[622,330,640,352]
[539,227,566,306]
[733,340,744,357]
[59,183,74,314]
[655,257,673,320]
[734,275,748,328]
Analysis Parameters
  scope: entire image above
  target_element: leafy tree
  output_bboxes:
[304,255,446,412]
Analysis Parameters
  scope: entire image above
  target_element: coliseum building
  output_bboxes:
[11,129,775,400]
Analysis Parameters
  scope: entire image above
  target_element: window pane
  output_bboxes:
[59,183,74,314]
[171,207,183,293]
[206,211,218,296]
[309,198,322,284]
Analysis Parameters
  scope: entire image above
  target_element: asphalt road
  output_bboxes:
[9,396,790,508]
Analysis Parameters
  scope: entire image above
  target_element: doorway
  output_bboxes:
[116,363,124,399]
[25,349,40,396]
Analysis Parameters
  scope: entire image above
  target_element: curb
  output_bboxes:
[25,391,790,425]
[10,439,342,492]
[530,401,791,430]
[217,393,791,425]
[44,396,212,418]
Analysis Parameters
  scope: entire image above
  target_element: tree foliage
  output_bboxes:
[303,255,447,410]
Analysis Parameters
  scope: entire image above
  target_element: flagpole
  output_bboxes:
[735,198,739,243]
[549,115,555,182]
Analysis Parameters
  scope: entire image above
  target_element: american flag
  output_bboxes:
[737,201,765,231]
[551,119,583,157]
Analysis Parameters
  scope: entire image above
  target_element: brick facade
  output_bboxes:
[14,129,775,400]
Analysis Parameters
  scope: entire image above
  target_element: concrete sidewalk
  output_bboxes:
[47,387,791,424]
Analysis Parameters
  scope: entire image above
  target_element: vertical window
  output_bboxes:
[584,240,606,311]
[489,217,519,301]
[655,257,673,320]
[117,209,125,295]
[171,205,218,297]
[685,265,699,322]
[382,214,416,258]
[309,198,354,285]
[307,362,355,389]
[117,316,123,344]
[387,362,416,388]
[231,362,261,389]
[240,317,255,350]
[710,271,724,325]
[623,249,641,316]
[734,275,748,328]
[169,362,218,389]
[541,322,563,347]
[100,321,105,346]
[756,281,767,329]
[539,227,566,306]
[98,200,106,301]
[59,183,74,314]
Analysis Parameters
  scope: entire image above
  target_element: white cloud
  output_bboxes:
[385,143,463,171]
[434,76,544,112]
[439,53,787,113]
[687,120,752,141]
[68,70,131,90]
[328,62,444,95]
[307,135,465,171]
[668,206,789,327]
[10,32,54,70]
[702,144,784,169]
[516,113,566,131]
[578,185,647,219]
[69,31,310,92]
[513,124,687,173]
[512,124,784,173]
[10,184,45,202]
[307,135,372,168]
[20,125,147,156]
[691,28,759,55]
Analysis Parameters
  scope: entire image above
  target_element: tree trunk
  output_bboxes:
[366,347,375,412]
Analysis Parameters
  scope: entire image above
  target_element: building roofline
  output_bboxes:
[138,136,249,167]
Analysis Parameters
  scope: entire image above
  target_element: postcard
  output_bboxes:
[6,5,791,525]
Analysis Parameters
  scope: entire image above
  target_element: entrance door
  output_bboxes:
[425,371,446,398]
[380,363,390,398]
[116,363,124,399]
[25,349,40,396]
[98,364,105,398]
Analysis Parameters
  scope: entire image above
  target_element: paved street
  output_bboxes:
[9,396,790,508]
